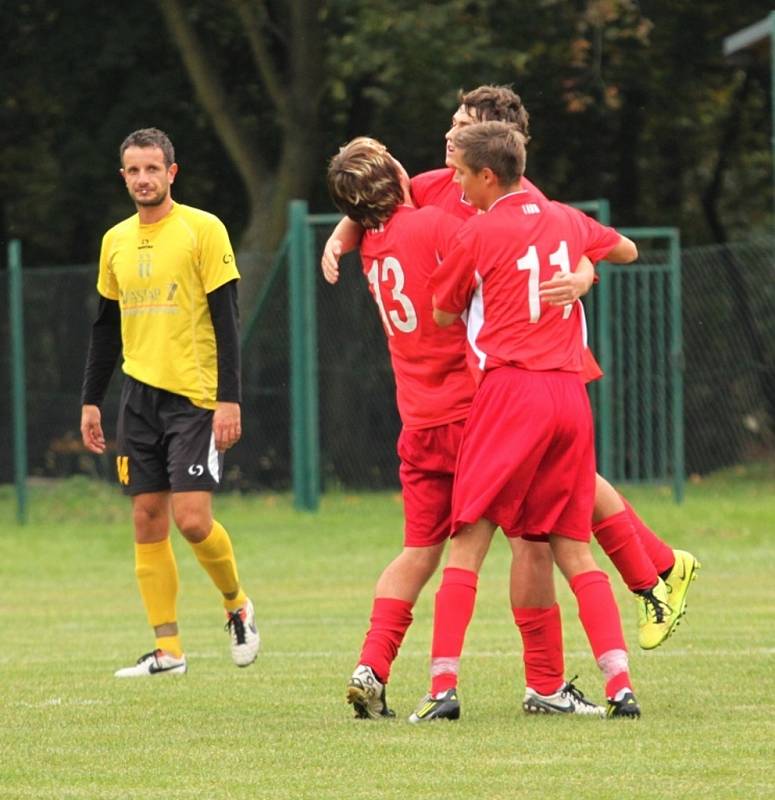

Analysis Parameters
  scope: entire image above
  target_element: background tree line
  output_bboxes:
[3,0,773,290]
[1,0,773,489]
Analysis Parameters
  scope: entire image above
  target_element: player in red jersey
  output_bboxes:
[326,137,607,719]
[416,87,699,654]
[409,121,640,723]
[323,85,700,657]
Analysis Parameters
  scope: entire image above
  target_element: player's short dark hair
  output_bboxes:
[459,85,530,142]
[120,128,175,167]
[327,137,404,229]
[452,121,527,185]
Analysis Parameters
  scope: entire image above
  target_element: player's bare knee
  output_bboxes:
[550,537,598,580]
[516,538,553,566]
[592,473,625,523]
[413,553,442,582]
[173,509,211,542]
[403,544,444,575]
[132,497,169,541]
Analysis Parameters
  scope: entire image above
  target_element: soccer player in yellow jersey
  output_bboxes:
[79,128,259,677]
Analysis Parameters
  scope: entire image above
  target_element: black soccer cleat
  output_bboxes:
[606,690,641,719]
[408,688,461,723]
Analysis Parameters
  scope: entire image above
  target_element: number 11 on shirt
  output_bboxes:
[516,241,574,322]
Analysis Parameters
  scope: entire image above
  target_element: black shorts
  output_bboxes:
[115,376,224,496]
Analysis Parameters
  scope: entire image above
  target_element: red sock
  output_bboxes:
[569,570,632,698]
[604,666,632,699]
[357,597,414,683]
[513,604,564,695]
[621,496,675,576]
[430,567,478,695]
[593,510,658,592]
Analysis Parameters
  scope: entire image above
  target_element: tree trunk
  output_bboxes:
[157,0,268,227]
[158,0,323,317]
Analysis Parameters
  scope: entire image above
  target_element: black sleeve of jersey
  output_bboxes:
[81,297,122,406]
[207,279,242,403]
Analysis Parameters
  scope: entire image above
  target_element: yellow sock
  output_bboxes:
[156,634,183,659]
[134,538,180,639]
[190,520,247,612]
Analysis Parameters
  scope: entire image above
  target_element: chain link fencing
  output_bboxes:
[1,233,773,494]
[681,235,775,474]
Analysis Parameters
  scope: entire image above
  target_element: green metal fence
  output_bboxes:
[288,201,320,511]
[571,199,612,459]
[561,206,684,501]
[1,207,699,518]
[597,228,684,502]
[7,241,28,523]
[297,204,685,506]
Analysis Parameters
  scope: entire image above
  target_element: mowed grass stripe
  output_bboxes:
[1,467,774,800]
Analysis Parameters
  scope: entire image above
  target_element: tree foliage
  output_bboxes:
[3,0,774,290]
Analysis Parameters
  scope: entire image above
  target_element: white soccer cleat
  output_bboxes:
[346,664,395,719]
[114,649,187,678]
[225,598,260,667]
[523,677,605,716]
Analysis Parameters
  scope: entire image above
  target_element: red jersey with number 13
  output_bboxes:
[359,205,474,429]
[430,189,620,377]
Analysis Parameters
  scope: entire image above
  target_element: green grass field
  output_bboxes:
[1,465,773,800]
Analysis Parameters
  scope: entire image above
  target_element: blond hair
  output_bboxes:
[327,137,404,228]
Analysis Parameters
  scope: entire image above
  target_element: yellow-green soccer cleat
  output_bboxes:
[636,577,678,650]
[664,549,700,626]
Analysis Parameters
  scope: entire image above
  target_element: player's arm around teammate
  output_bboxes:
[326,87,615,719]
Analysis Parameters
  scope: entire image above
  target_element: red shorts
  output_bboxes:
[451,367,595,541]
[398,419,466,547]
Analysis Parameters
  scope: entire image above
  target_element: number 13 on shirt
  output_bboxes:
[366,257,418,336]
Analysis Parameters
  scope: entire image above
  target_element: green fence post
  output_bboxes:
[8,240,28,525]
[668,230,685,502]
[288,200,320,511]
[593,200,614,479]
[570,199,613,475]
[302,204,320,507]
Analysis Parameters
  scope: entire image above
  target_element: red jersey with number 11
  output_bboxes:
[359,204,474,429]
[430,189,620,377]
